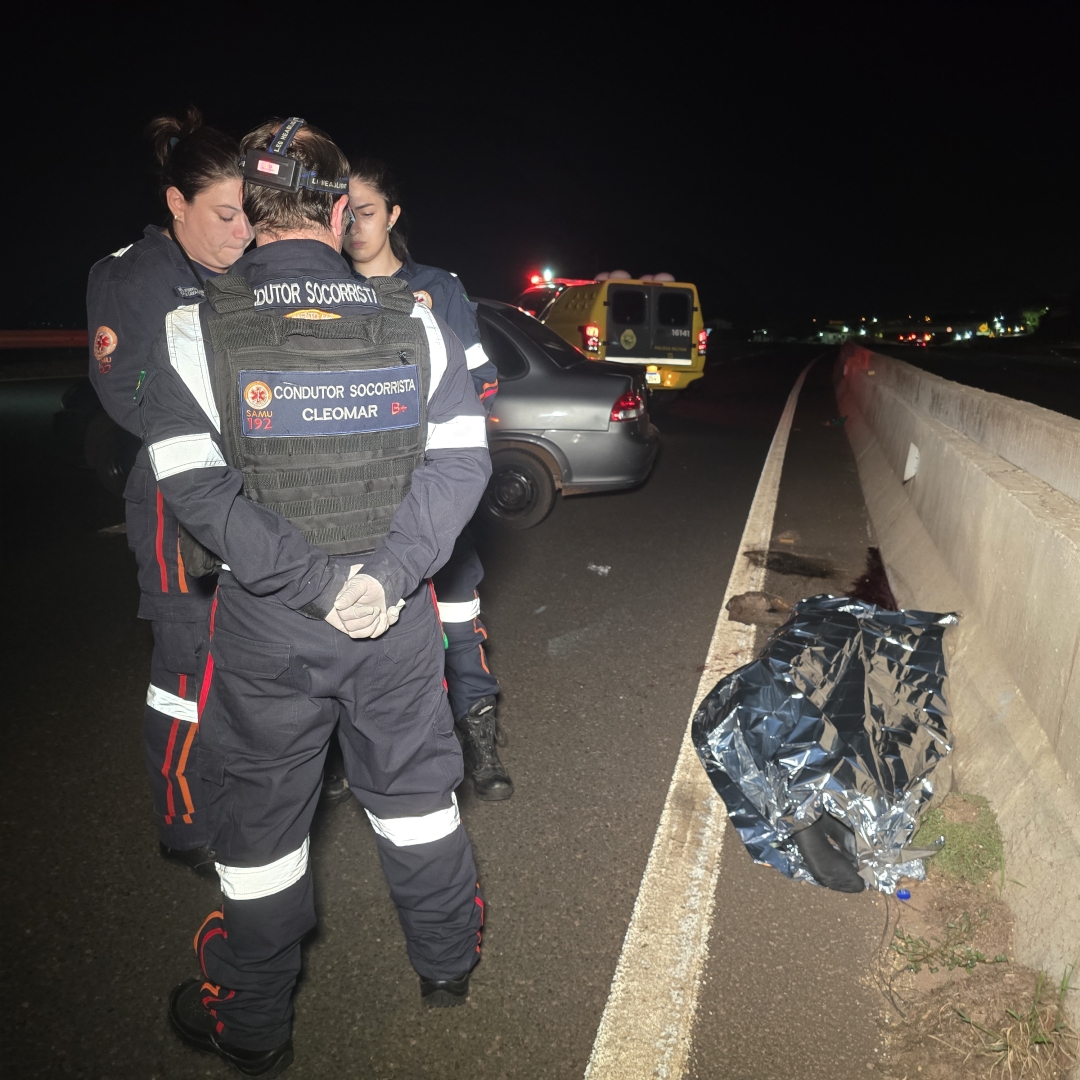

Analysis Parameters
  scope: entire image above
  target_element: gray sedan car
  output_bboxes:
[476,300,660,528]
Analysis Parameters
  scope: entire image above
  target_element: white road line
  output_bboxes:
[584,360,816,1080]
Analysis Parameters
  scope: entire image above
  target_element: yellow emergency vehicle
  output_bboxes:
[540,278,707,391]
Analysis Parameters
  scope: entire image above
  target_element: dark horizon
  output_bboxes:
[7,42,1076,332]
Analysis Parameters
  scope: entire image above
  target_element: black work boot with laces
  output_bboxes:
[455,696,513,801]
[169,979,294,1077]
[159,842,219,881]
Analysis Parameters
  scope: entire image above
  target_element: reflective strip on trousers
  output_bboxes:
[146,683,199,724]
[366,793,461,847]
[148,433,226,480]
[437,597,482,623]
[216,837,310,901]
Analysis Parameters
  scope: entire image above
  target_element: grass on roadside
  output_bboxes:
[913,793,1004,886]
[892,910,1008,975]
[943,966,1079,1079]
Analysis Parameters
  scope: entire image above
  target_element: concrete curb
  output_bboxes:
[836,345,1080,979]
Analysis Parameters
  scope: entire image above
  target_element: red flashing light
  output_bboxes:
[581,323,601,353]
[697,328,708,357]
[610,389,644,422]
[529,273,543,285]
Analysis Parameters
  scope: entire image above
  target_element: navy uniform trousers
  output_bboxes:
[124,453,215,850]
[431,525,499,719]
[192,568,483,1050]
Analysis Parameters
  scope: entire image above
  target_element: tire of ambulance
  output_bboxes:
[480,449,557,530]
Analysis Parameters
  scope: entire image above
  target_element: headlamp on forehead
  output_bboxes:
[239,117,349,195]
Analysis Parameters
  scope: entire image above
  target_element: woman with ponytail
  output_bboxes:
[344,160,514,803]
[86,107,251,878]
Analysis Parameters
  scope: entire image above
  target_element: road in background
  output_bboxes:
[2,344,883,1079]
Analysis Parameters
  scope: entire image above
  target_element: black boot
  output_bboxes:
[169,979,294,1077]
[159,842,218,881]
[456,696,513,801]
[420,969,473,1008]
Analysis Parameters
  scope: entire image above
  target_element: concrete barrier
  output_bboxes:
[836,344,1080,978]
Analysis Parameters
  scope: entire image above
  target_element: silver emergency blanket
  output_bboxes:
[691,595,956,892]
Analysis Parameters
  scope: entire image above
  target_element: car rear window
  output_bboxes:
[515,288,558,317]
[610,289,647,325]
[657,291,691,327]
[478,318,528,379]
[497,307,585,370]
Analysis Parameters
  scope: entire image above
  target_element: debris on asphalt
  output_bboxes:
[743,549,834,578]
[586,563,611,576]
[725,591,793,628]
[692,594,957,893]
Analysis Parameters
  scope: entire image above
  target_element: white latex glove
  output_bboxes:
[324,566,404,639]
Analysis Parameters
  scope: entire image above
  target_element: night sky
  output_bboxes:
[7,20,1076,331]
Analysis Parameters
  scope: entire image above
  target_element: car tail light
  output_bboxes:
[611,389,644,422]
[697,328,708,357]
[581,323,601,353]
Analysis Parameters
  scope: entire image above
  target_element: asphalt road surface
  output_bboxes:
[3,344,887,1079]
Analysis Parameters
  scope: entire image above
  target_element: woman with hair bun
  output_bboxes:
[344,159,514,803]
[86,107,251,878]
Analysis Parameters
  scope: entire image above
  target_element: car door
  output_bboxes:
[652,287,694,362]
[606,284,652,359]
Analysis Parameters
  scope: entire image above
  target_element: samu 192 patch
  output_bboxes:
[238,365,421,438]
[94,326,118,374]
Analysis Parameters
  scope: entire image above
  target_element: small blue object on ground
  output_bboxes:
[896,888,911,901]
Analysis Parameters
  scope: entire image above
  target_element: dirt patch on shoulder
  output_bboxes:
[876,795,1078,1079]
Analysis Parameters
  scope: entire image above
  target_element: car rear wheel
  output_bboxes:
[481,449,556,529]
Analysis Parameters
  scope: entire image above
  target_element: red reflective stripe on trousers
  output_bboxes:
[197,593,219,720]
[197,655,215,720]
[161,718,180,824]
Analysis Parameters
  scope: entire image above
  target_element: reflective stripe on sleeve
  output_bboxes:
[146,683,199,723]
[365,793,461,847]
[165,304,221,433]
[148,433,226,480]
[410,302,447,401]
[464,342,491,371]
[426,414,487,451]
[216,837,310,901]
[438,597,481,623]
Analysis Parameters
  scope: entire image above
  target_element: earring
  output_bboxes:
[387,224,393,232]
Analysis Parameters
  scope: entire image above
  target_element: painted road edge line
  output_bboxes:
[584,360,816,1080]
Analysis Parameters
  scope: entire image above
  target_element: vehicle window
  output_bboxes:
[657,291,690,327]
[610,288,647,325]
[498,307,585,370]
[514,288,559,316]
[477,317,528,379]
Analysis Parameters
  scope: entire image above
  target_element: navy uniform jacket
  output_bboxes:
[86,225,217,618]
[355,255,498,411]
[136,239,491,618]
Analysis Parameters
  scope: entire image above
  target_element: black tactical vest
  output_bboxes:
[204,275,430,556]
